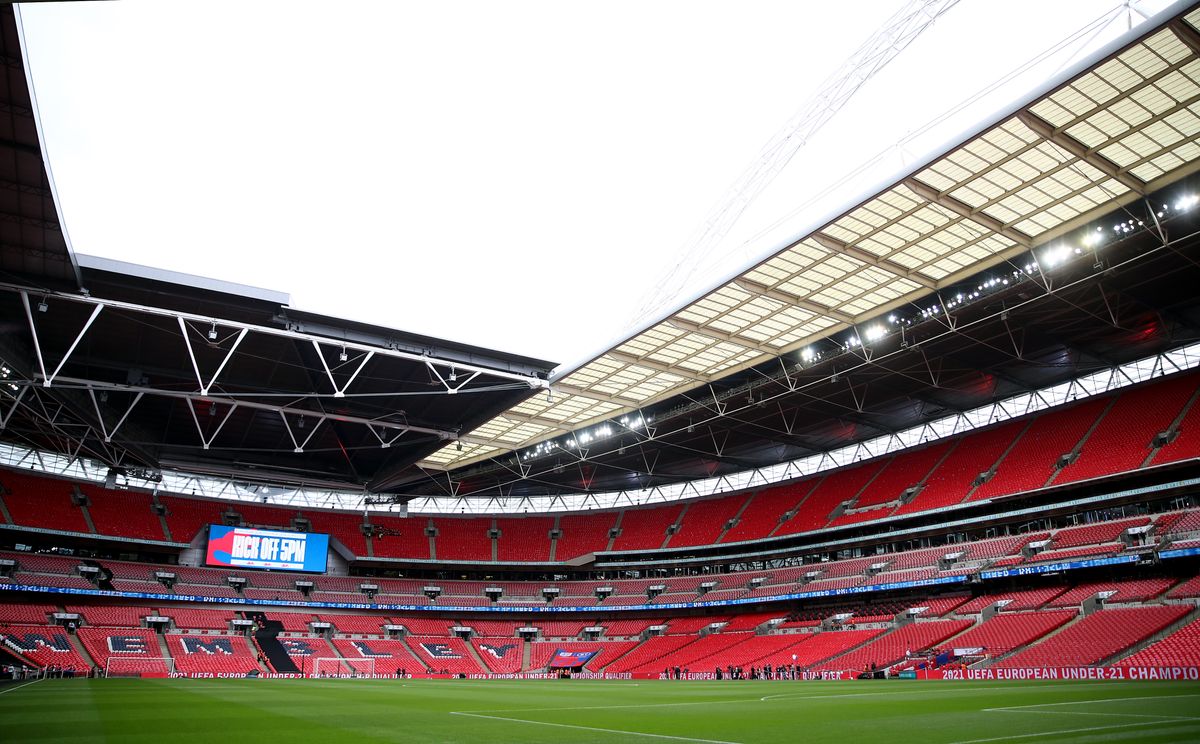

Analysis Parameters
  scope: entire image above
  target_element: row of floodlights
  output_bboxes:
[514,192,1198,464]
[521,414,654,460]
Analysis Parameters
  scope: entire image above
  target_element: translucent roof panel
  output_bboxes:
[418,11,1200,472]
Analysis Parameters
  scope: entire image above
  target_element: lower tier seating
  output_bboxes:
[996,605,1191,668]
[166,634,259,675]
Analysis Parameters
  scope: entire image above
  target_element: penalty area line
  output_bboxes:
[450,710,743,744]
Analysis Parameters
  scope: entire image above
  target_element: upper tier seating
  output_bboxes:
[853,440,954,510]
[1057,373,1199,484]
[494,517,554,562]
[554,512,617,560]
[302,511,368,556]
[431,517,493,561]
[971,397,1110,501]
[159,496,225,543]
[669,494,750,548]
[81,486,166,542]
[1150,386,1200,465]
[610,503,683,552]
[721,481,815,544]
[776,461,887,535]
[895,421,1026,515]
[364,515,430,559]
[1,470,90,534]
[997,605,1191,668]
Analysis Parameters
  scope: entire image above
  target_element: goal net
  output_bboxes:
[104,656,176,678]
[311,657,375,678]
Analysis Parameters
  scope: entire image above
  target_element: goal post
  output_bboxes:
[104,656,176,678]
[311,657,375,678]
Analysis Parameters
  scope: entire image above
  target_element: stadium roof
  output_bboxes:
[4,4,1200,508]
[416,1,1200,477]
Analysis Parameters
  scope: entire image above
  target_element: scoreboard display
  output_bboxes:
[205,525,329,573]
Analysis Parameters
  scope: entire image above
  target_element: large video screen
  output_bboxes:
[205,525,329,573]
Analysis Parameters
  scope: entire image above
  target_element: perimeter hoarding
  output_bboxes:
[205,525,328,573]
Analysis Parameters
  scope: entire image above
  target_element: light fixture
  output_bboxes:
[339,347,348,362]
[456,440,463,452]
[36,299,48,313]
[687,420,694,433]
[449,367,457,382]
[208,322,218,340]
[209,403,216,417]
[297,416,305,429]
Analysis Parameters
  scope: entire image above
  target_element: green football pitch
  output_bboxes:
[2,678,1199,743]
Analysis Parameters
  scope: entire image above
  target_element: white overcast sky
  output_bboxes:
[16,0,1173,369]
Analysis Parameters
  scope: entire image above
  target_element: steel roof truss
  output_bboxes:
[186,398,239,451]
[312,341,374,398]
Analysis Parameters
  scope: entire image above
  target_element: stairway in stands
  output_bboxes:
[245,612,300,673]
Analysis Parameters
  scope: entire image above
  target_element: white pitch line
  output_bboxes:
[450,710,743,744]
[0,678,42,697]
[983,692,1200,711]
[984,708,1197,721]
[947,720,1194,744]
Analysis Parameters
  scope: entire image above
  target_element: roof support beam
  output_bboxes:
[604,350,712,382]
[545,383,643,408]
[901,177,1033,249]
[0,282,549,391]
[665,316,778,356]
[494,410,575,434]
[32,375,469,445]
[1169,18,1200,57]
[809,232,938,289]
[732,278,856,323]
[1016,110,1146,194]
